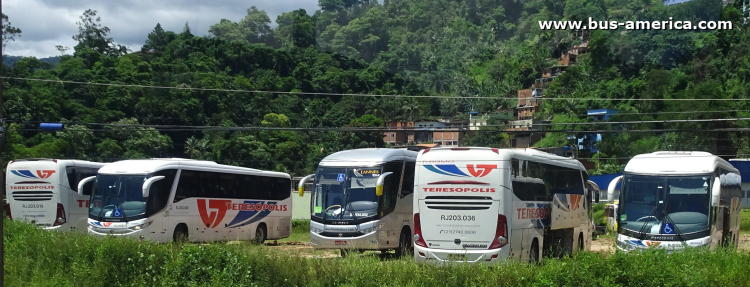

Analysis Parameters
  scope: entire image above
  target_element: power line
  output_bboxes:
[580,110,750,117]
[12,127,750,133]
[4,76,750,101]
[10,116,750,132]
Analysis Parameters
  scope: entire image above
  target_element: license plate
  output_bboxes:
[447,254,467,261]
[335,240,347,245]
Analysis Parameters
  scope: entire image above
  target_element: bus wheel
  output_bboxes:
[578,233,584,252]
[395,229,412,258]
[253,224,266,245]
[173,224,188,243]
[529,241,539,264]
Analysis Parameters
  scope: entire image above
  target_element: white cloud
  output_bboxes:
[4,0,320,58]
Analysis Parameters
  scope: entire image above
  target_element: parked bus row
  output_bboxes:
[5,149,743,265]
[5,158,292,244]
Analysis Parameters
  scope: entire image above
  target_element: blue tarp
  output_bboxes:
[729,161,750,183]
[589,173,623,190]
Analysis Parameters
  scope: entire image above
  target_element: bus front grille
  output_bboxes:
[424,196,493,210]
[12,191,53,201]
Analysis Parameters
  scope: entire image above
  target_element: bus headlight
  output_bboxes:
[360,223,384,234]
[130,221,153,231]
[310,226,324,234]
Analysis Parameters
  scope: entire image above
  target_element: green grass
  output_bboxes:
[5,218,750,287]
[742,209,750,234]
[277,219,311,242]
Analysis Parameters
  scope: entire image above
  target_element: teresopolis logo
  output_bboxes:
[424,164,497,177]
[11,170,56,179]
[198,199,232,228]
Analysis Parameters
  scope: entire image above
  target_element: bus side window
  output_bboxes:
[381,162,402,212]
[401,162,415,195]
[174,170,195,202]
[67,167,99,195]
[147,169,177,215]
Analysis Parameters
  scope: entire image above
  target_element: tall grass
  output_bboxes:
[4,218,750,287]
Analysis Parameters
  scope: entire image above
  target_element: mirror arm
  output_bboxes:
[298,174,315,197]
[142,176,166,198]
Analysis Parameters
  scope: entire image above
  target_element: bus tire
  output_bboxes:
[254,224,266,245]
[395,228,412,258]
[529,240,539,264]
[173,224,188,243]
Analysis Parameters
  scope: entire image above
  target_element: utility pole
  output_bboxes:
[1,0,6,283]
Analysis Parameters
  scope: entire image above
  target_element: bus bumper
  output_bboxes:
[310,231,383,250]
[414,245,508,265]
[615,234,711,252]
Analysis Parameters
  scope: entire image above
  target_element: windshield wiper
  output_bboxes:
[344,189,359,223]
[98,180,114,219]
[637,205,659,240]
[661,210,686,244]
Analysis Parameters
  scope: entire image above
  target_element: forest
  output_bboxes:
[2,0,749,176]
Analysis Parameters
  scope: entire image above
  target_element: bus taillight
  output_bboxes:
[489,214,508,249]
[5,203,11,220]
[413,213,427,247]
[53,203,66,226]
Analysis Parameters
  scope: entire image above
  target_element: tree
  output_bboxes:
[72,9,127,56]
[208,6,274,46]
[276,9,316,48]
[142,23,174,54]
[2,13,22,48]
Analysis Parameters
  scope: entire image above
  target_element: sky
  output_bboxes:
[3,0,320,58]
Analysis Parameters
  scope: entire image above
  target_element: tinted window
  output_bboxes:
[66,167,100,195]
[380,162,403,213]
[401,162,416,195]
[511,159,584,201]
[174,170,290,202]
[146,169,177,216]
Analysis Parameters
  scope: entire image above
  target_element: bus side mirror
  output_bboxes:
[587,180,601,203]
[142,176,165,198]
[78,176,96,196]
[298,174,315,197]
[607,175,623,204]
[711,177,721,206]
[376,172,393,197]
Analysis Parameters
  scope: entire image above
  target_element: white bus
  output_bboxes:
[79,158,292,243]
[5,159,106,232]
[297,148,418,257]
[413,147,600,264]
[608,151,742,251]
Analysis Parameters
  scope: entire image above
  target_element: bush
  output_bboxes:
[5,218,750,286]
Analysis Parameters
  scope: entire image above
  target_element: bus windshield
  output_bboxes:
[618,174,711,236]
[89,174,153,221]
[311,166,382,224]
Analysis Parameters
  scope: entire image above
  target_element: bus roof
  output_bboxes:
[98,158,290,178]
[319,148,418,167]
[417,147,586,171]
[624,151,738,175]
[9,158,107,166]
